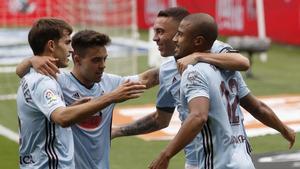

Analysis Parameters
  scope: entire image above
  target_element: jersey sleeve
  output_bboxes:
[106,73,139,88]
[155,69,176,112]
[121,75,139,83]
[211,40,235,54]
[31,77,66,121]
[236,72,250,98]
[181,66,210,103]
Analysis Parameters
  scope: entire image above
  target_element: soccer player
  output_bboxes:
[16,29,158,169]
[17,19,146,169]
[111,7,250,169]
[149,13,295,169]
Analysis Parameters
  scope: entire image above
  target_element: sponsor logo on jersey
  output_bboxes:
[77,112,102,130]
[172,76,177,84]
[230,134,247,144]
[19,154,35,165]
[72,92,80,99]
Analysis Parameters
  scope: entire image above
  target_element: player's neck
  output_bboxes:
[71,69,94,89]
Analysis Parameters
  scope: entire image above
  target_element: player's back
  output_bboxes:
[181,63,255,169]
[17,69,74,169]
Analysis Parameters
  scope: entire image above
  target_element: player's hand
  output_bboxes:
[31,55,59,78]
[281,126,296,149]
[148,151,170,169]
[71,97,92,106]
[110,80,146,103]
[176,52,199,74]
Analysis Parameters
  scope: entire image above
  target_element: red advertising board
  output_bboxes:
[0,0,299,45]
[177,0,300,45]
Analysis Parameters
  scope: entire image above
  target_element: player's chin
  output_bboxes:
[59,61,69,68]
[93,76,102,83]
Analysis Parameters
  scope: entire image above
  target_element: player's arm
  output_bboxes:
[138,68,159,89]
[16,56,59,78]
[149,97,209,169]
[177,52,250,73]
[112,107,173,139]
[240,93,296,149]
[52,81,146,127]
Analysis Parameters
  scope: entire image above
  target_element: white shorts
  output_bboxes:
[185,163,198,169]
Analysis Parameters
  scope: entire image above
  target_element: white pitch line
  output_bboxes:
[0,94,17,100]
[0,124,18,143]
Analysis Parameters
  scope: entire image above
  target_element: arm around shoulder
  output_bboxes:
[138,68,159,88]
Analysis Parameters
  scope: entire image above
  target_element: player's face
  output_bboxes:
[78,46,107,84]
[173,20,195,59]
[153,17,179,57]
[53,30,72,68]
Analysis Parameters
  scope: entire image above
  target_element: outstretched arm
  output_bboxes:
[177,52,250,73]
[138,68,159,89]
[240,94,296,149]
[112,108,173,139]
[149,97,209,169]
[16,56,59,78]
[52,81,146,127]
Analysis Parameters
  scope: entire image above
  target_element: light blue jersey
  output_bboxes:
[17,69,74,169]
[57,72,138,169]
[180,63,254,169]
[156,40,234,166]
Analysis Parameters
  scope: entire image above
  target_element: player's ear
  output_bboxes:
[72,53,81,65]
[194,35,205,47]
[47,40,56,53]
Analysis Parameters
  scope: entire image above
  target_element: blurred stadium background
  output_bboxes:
[0,0,300,168]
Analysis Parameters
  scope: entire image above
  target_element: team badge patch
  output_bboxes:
[44,89,58,104]
[187,70,200,84]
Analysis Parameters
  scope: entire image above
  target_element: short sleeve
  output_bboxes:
[155,69,175,111]
[211,40,234,54]
[181,67,210,103]
[156,82,176,110]
[236,72,250,98]
[31,78,66,121]
[121,75,139,83]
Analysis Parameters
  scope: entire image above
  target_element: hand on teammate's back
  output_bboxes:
[110,80,146,103]
[31,55,59,78]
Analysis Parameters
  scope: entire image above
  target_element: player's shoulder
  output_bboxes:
[159,57,177,75]
[183,62,218,78]
[160,57,176,70]
[24,69,57,89]
[211,40,233,53]
[192,62,213,71]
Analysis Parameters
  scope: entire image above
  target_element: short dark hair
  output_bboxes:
[28,18,72,55]
[71,30,111,57]
[184,13,218,50]
[157,7,190,22]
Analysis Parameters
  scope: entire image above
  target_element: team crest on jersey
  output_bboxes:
[187,70,200,84]
[44,89,58,104]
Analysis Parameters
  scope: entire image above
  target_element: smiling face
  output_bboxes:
[152,16,179,57]
[53,30,73,68]
[75,46,107,85]
[173,19,195,60]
